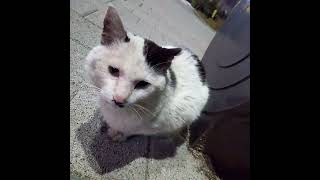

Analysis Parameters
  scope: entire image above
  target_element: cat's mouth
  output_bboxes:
[112,99,125,108]
[100,95,126,108]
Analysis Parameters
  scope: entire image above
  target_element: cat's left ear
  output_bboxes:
[101,6,128,45]
[144,39,181,74]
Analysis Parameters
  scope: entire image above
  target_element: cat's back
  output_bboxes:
[167,47,207,91]
[159,47,209,128]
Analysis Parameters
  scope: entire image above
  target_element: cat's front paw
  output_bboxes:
[107,128,127,142]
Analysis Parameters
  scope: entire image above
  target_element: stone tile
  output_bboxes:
[70,39,90,100]
[70,39,89,74]
[71,0,98,16]
[70,0,113,16]
[70,9,102,49]
[70,72,83,100]
[148,25,165,46]
[118,0,143,12]
[70,88,98,146]
[85,0,141,30]
[147,136,217,180]
[85,1,154,38]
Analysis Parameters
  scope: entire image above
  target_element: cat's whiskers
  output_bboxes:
[126,106,138,120]
[133,104,156,117]
[128,105,143,122]
[133,105,149,118]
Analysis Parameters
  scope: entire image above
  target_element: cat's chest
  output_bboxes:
[100,104,148,131]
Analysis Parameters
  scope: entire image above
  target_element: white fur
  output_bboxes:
[85,32,209,139]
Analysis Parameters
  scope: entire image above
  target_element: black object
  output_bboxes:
[190,0,250,180]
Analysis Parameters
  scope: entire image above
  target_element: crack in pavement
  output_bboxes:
[71,8,102,30]
[82,9,99,18]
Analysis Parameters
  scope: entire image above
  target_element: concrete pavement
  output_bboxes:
[70,0,217,179]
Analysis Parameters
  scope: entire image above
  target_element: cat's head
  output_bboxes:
[85,6,181,108]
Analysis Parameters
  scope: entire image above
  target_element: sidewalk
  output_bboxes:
[70,0,217,179]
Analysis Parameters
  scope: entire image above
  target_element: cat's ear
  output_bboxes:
[101,6,129,45]
[144,39,181,73]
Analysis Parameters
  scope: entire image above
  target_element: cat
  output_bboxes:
[84,6,209,141]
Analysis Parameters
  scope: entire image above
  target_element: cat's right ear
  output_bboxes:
[101,6,128,45]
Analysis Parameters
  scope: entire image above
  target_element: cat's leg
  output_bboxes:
[107,128,128,142]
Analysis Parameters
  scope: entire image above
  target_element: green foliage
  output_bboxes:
[191,0,198,7]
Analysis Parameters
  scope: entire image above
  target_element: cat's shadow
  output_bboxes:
[76,110,185,174]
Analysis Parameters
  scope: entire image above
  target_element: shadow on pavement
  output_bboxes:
[76,110,185,174]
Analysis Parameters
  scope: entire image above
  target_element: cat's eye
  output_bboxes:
[135,80,150,89]
[108,66,119,77]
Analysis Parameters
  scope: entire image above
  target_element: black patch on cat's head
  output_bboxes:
[124,35,130,42]
[101,6,130,45]
[143,39,181,74]
[191,54,206,84]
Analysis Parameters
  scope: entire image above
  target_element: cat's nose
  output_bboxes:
[112,95,126,107]
[113,95,125,103]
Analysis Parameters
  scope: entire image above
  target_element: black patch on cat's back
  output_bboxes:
[143,39,181,74]
[191,54,206,84]
[168,68,177,88]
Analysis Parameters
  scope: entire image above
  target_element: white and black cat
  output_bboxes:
[85,6,209,141]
